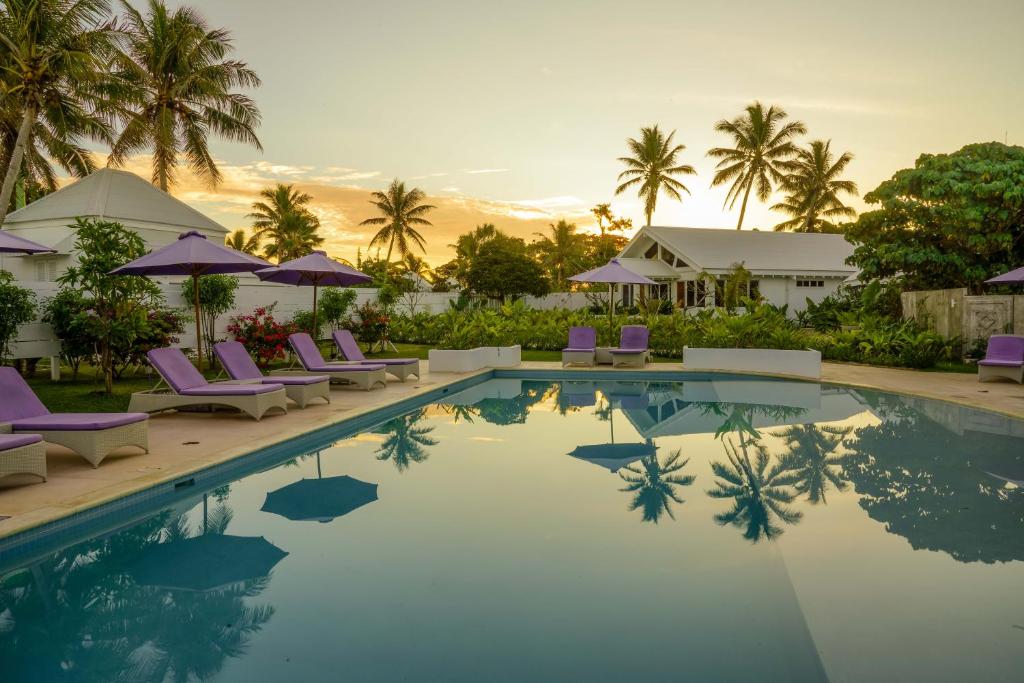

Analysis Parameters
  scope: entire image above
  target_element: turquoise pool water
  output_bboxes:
[1,375,1022,681]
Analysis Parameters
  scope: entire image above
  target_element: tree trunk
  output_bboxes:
[157,159,169,192]
[736,181,753,230]
[0,103,37,224]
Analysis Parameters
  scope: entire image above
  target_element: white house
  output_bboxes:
[614,226,857,313]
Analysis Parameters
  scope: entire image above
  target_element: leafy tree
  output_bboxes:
[181,274,238,362]
[618,449,696,523]
[532,219,584,290]
[42,289,92,378]
[616,125,696,225]
[318,287,357,331]
[466,238,550,302]
[449,223,500,286]
[247,184,322,262]
[847,142,1024,292]
[708,101,806,229]
[772,140,858,233]
[224,229,259,254]
[360,178,435,264]
[57,218,164,393]
[0,270,35,364]
[0,0,117,223]
[107,0,262,190]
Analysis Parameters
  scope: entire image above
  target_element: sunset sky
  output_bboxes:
[139,0,1024,265]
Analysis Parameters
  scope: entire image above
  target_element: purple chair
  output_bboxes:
[214,341,331,408]
[332,330,420,381]
[609,325,650,368]
[0,367,148,468]
[0,432,47,483]
[978,335,1024,383]
[286,333,387,391]
[131,347,288,421]
[562,326,597,367]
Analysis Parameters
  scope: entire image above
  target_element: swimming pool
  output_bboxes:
[0,374,1021,681]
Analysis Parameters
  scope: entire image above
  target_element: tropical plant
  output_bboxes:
[615,125,696,225]
[0,270,35,364]
[360,178,435,264]
[347,300,390,350]
[181,274,238,363]
[373,408,438,472]
[466,238,550,302]
[42,289,92,378]
[773,424,851,504]
[224,229,259,254]
[226,304,295,368]
[247,184,323,262]
[618,449,696,523]
[772,140,858,233]
[707,101,807,229]
[107,0,262,190]
[0,0,118,223]
[318,287,357,332]
[533,219,584,289]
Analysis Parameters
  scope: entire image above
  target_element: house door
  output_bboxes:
[676,281,686,307]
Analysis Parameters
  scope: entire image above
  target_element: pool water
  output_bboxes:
[1,376,1022,682]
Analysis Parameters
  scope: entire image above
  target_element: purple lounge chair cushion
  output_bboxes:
[981,336,1024,363]
[613,325,649,352]
[332,330,417,365]
[0,367,50,422]
[289,332,330,370]
[0,433,43,449]
[147,347,207,392]
[213,341,264,381]
[308,362,387,373]
[180,384,283,396]
[563,326,596,352]
[11,412,147,431]
[261,376,329,386]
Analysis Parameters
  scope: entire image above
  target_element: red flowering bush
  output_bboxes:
[345,301,390,351]
[227,304,297,368]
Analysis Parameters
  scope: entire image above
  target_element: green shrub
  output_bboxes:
[0,271,36,365]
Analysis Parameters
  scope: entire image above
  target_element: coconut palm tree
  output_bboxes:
[615,125,696,225]
[247,184,323,262]
[773,424,852,504]
[772,140,858,233]
[107,0,262,190]
[619,449,696,523]
[224,229,259,254]
[591,203,613,235]
[533,219,584,290]
[0,0,118,223]
[360,179,435,265]
[707,102,806,229]
[373,409,438,472]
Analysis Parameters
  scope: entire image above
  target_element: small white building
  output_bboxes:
[615,226,856,313]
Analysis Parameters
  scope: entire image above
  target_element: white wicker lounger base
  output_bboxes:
[283,381,331,408]
[383,361,419,382]
[32,420,149,468]
[0,441,47,482]
[271,368,387,391]
[562,351,596,367]
[610,352,648,368]
[128,388,288,421]
[978,365,1024,383]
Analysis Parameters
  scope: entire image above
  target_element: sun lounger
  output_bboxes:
[131,348,288,421]
[562,326,597,367]
[0,367,148,468]
[0,433,46,483]
[281,333,387,391]
[214,341,330,408]
[609,325,650,368]
[331,329,420,381]
[978,335,1024,383]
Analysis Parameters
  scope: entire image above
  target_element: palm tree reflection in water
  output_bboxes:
[373,408,439,472]
[619,449,696,523]
[773,424,852,504]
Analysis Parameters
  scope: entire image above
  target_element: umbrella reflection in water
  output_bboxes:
[262,451,379,523]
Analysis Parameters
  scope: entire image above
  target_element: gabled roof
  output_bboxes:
[625,226,856,275]
[3,168,227,234]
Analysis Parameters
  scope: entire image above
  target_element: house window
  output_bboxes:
[622,284,634,307]
[644,244,659,259]
[660,249,675,265]
[674,257,689,268]
[796,279,825,288]
[685,280,707,307]
[34,259,58,282]
[749,280,760,299]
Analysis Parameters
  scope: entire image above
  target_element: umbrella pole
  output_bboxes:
[193,273,203,372]
[312,283,318,341]
[608,283,614,339]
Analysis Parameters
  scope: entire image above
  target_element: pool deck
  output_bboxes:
[1,360,1022,541]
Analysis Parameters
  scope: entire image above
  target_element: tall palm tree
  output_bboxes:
[533,219,583,289]
[373,409,438,472]
[707,102,806,229]
[772,140,858,233]
[616,125,696,225]
[619,449,696,523]
[107,0,262,190]
[773,424,851,504]
[0,0,118,223]
[224,229,259,254]
[360,179,435,265]
[591,203,613,235]
[247,184,323,262]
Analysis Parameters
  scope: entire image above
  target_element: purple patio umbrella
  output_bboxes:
[985,266,1024,284]
[111,230,272,370]
[255,251,371,337]
[569,258,656,334]
[0,231,56,254]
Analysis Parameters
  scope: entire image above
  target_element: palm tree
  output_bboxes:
[773,424,851,504]
[707,102,806,229]
[619,449,696,523]
[615,125,696,226]
[107,0,262,190]
[533,219,584,289]
[247,184,323,262]
[360,179,435,265]
[0,0,118,223]
[224,229,259,254]
[591,203,613,235]
[373,409,438,471]
[450,223,499,285]
[772,140,858,233]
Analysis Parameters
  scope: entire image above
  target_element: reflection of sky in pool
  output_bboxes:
[1,377,1022,682]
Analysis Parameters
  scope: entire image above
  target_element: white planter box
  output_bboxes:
[682,347,821,380]
[428,345,522,373]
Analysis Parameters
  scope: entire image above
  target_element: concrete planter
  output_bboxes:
[428,345,522,373]
[682,347,822,379]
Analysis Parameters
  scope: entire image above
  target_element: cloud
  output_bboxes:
[463,168,509,175]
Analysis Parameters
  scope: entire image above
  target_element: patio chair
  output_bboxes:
[562,326,597,367]
[331,330,420,381]
[978,335,1024,383]
[609,325,650,368]
[214,341,330,409]
[0,367,149,468]
[0,433,47,483]
[282,333,387,391]
[131,348,288,421]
